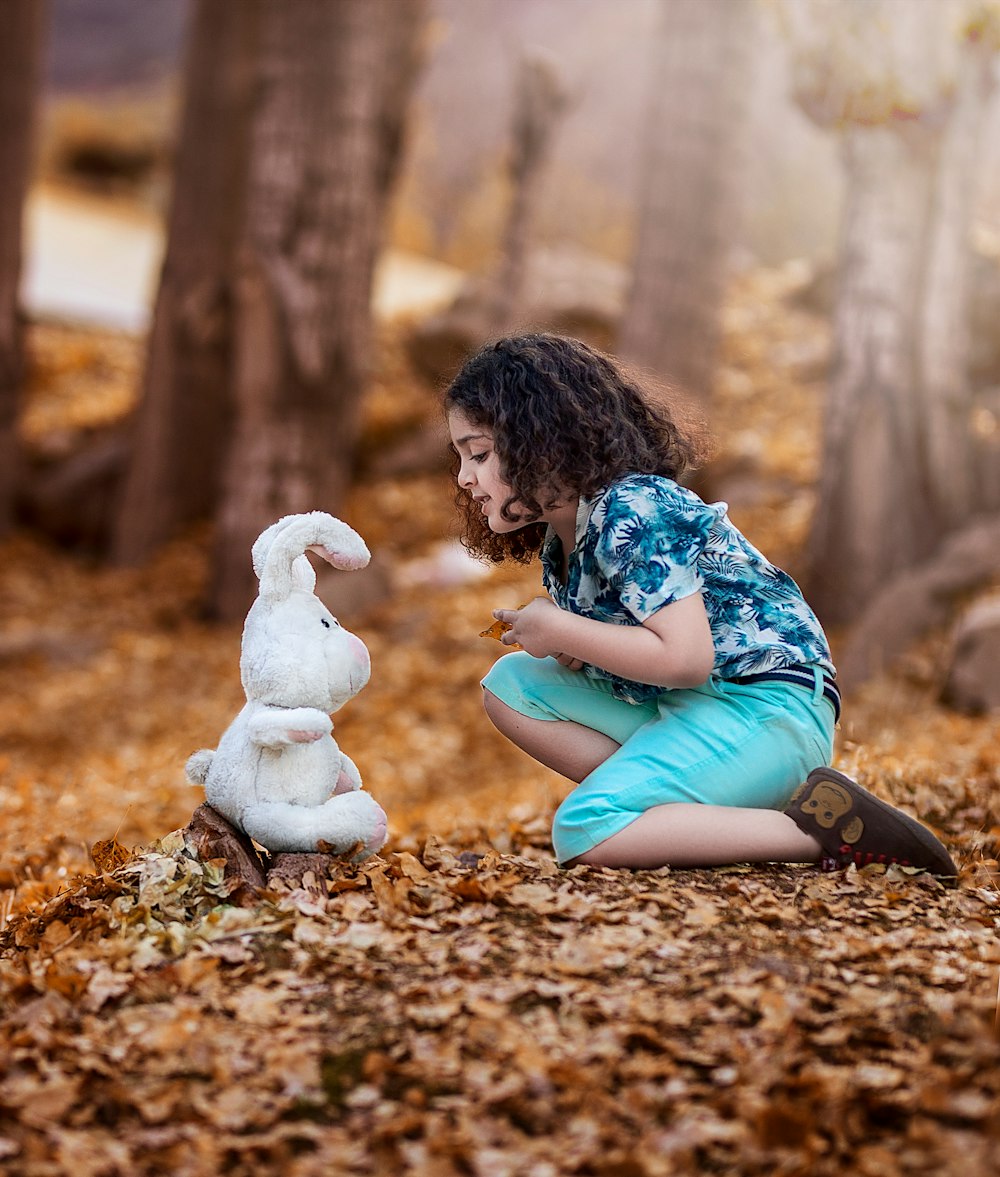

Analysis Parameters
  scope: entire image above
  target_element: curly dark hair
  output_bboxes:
[444,332,710,564]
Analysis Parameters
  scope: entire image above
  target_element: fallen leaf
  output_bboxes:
[91,837,133,874]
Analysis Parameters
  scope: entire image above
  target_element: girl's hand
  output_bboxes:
[492,598,583,669]
[498,591,715,690]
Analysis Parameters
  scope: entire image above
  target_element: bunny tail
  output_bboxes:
[185,749,214,785]
[253,511,371,601]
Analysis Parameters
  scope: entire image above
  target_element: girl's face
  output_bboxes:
[448,409,522,534]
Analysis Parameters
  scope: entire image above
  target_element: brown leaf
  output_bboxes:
[90,836,133,874]
[393,851,431,881]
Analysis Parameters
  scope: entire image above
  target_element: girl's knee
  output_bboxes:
[483,687,515,735]
[551,788,617,867]
[481,651,552,733]
[481,650,537,699]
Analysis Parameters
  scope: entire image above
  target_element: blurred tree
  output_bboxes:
[788,0,1000,625]
[0,0,46,539]
[617,0,754,405]
[209,0,426,620]
[113,0,425,619]
[491,50,569,329]
[112,0,259,565]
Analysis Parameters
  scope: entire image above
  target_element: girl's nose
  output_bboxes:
[457,459,474,488]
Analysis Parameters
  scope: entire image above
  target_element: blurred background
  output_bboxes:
[1,0,999,893]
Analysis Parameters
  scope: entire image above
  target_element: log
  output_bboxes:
[406,246,626,386]
[266,852,339,894]
[836,515,1000,689]
[17,428,129,551]
[183,803,360,900]
[941,595,1000,714]
[183,803,267,905]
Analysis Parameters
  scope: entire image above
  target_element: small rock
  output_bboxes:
[941,594,1000,714]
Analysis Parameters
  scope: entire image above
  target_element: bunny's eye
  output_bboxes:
[321,619,331,629]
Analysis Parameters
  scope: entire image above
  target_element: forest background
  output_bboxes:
[0,0,999,1174]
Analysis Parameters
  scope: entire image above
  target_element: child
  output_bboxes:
[445,333,957,877]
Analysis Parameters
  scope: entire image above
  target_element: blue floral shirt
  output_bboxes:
[540,474,835,704]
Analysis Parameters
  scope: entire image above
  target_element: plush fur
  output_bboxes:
[186,512,388,859]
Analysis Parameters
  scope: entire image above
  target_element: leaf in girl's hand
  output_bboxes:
[479,617,512,641]
[480,601,535,645]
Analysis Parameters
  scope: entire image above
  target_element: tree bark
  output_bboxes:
[112,0,261,564]
[491,52,568,331]
[807,125,938,618]
[797,0,999,624]
[617,0,753,403]
[0,0,45,538]
[210,0,425,620]
[836,515,1000,689]
[918,30,998,521]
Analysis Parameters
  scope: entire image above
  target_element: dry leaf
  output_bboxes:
[479,616,512,641]
[90,836,133,874]
[2,271,999,1177]
[479,600,535,644]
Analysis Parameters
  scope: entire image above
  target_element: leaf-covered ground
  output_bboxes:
[1,269,998,1174]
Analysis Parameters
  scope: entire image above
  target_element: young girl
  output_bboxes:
[445,333,956,877]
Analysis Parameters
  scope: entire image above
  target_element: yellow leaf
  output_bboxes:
[480,600,534,645]
[479,616,512,641]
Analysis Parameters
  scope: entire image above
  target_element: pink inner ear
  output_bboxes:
[308,544,367,571]
[336,553,369,571]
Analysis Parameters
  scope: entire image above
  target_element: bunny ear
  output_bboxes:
[253,511,371,601]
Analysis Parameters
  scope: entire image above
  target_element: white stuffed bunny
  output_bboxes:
[186,511,388,860]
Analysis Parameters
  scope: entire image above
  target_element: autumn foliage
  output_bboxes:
[1,275,998,1173]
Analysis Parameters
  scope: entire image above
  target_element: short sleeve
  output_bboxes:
[593,479,724,622]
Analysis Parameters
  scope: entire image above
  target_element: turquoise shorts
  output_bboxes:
[482,652,837,865]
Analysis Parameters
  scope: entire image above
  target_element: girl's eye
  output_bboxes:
[471,452,488,463]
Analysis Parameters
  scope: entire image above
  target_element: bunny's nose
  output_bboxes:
[346,633,371,678]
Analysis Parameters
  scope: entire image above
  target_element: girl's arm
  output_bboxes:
[494,593,715,689]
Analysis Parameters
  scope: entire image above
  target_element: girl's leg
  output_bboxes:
[486,673,824,868]
[481,652,655,781]
[569,803,821,869]
[485,658,953,875]
[483,690,619,783]
[552,678,836,869]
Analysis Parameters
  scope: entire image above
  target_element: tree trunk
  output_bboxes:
[919,30,997,521]
[112,0,261,564]
[210,0,424,620]
[797,0,999,624]
[807,126,938,620]
[0,0,45,538]
[491,52,568,330]
[617,0,753,403]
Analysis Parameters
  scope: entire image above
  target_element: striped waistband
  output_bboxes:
[727,667,841,723]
